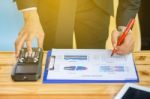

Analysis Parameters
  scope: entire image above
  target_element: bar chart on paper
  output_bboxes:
[43,49,139,83]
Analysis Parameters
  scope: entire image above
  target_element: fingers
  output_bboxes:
[111,30,120,48]
[15,31,34,57]
[26,39,32,55]
[116,34,134,55]
[15,32,27,58]
[111,29,134,55]
[37,29,44,49]
[15,31,44,58]
[38,36,44,49]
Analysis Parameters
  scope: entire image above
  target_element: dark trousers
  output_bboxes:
[139,0,150,50]
[38,0,110,50]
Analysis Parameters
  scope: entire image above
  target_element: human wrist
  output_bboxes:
[23,10,40,22]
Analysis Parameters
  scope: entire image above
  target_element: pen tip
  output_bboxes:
[111,53,113,57]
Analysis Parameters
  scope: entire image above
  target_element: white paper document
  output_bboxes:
[46,49,138,82]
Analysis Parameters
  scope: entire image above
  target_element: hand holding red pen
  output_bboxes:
[111,19,135,56]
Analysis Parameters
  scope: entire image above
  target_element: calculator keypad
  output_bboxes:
[18,48,42,63]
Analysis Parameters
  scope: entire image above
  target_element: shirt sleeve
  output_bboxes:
[20,7,37,12]
[116,0,141,27]
[15,0,37,10]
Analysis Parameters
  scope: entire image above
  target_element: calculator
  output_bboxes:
[11,48,43,81]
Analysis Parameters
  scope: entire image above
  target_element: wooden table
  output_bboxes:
[0,51,150,99]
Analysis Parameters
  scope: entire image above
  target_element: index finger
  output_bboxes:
[15,33,26,58]
[116,34,134,55]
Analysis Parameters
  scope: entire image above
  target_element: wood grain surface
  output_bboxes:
[0,51,150,99]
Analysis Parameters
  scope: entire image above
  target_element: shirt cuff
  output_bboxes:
[20,7,37,12]
[118,26,132,33]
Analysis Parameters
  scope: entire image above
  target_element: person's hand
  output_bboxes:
[111,26,134,55]
[15,10,44,57]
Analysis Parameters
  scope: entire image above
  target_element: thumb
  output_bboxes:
[111,30,120,48]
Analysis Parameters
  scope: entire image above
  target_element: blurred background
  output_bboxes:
[0,0,142,51]
[0,0,23,51]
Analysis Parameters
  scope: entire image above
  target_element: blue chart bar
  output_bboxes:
[100,66,125,72]
[64,66,87,71]
[64,55,88,60]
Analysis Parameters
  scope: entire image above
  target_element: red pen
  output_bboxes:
[111,18,135,56]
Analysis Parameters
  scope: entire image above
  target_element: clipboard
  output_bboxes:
[43,50,139,84]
